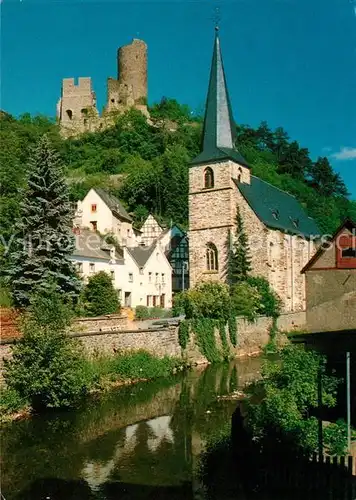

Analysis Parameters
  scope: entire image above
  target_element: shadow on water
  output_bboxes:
[1,357,262,500]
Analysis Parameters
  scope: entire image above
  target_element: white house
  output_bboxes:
[75,188,141,248]
[71,226,172,309]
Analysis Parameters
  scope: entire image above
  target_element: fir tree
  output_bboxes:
[228,205,252,284]
[7,135,81,307]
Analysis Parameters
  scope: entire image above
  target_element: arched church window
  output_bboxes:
[204,167,214,189]
[206,243,218,271]
[66,109,73,120]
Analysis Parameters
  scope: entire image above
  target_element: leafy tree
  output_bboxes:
[246,276,282,318]
[84,271,120,316]
[230,282,261,321]
[4,291,89,411]
[6,135,81,307]
[245,345,350,455]
[149,97,193,123]
[173,281,231,321]
[228,206,252,284]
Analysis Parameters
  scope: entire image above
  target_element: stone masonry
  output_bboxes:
[57,39,148,138]
[189,158,318,311]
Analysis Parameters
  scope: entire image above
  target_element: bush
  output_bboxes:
[0,387,27,419]
[173,281,231,321]
[135,305,150,320]
[4,292,90,411]
[230,282,261,321]
[246,276,282,318]
[135,306,171,320]
[110,350,179,380]
[84,271,120,317]
[244,345,349,455]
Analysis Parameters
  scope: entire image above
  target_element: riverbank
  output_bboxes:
[0,350,188,424]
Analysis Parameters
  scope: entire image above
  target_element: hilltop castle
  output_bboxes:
[57,39,149,138]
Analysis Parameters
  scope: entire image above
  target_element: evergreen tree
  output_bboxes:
[7,135,81,307]
[84,271,119,316]
[228,205,252,284]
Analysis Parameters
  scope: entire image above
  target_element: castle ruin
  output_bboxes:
[57,39,148,138]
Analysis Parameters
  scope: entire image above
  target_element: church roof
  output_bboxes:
[191,31,248,167]
[234,176,320,238]
[94,188,132,222]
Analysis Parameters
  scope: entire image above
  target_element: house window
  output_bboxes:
[155,272,159,283]
[89,263,95,274]
[146,295,150,307]
[91,204,97,213]
[90,221,97,231]
[76,262,83,274]
[110,270,115,281]
[237,167,243,183]
[148,272,152,283]
[342,247,356,258]
[153,295,156,307]
[139,267,144,275]
[66,109,73,120]
[204,167,214,189]
[206,243,218,271]
[127,229,131,238]
[118,289,122,300]
[162,273,165,283]
[128,273,133,283]
[81,108,88,116]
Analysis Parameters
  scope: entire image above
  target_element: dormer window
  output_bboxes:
[204,167,214,189]
[271,209,280,220]
[289,216,299,228]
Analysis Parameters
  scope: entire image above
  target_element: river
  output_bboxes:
[1,357,262,500]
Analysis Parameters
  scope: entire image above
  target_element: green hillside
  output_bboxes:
[1,99,355,257]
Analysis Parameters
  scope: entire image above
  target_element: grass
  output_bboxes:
[85,350,183,386]
[1,349,185,420]
[0,387,29,422]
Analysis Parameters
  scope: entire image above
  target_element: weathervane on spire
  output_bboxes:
[214,5,221,32]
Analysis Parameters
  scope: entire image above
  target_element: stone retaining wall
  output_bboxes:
[75,327,181,359]
[73,314,129,333]
[0,311,306,379]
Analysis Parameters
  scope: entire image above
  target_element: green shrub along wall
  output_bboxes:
[178,318,238,363]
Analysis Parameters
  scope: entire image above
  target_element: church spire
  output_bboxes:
[191,29,248,167]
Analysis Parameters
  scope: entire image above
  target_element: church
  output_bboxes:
[188,29,321,312]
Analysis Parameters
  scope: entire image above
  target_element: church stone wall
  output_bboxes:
[188,160,318,312]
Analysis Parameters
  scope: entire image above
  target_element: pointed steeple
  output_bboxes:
[191,29,248,167]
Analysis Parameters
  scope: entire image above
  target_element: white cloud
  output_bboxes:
[331,147,356,161]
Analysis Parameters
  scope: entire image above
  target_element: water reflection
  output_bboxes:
[1,357,262,500]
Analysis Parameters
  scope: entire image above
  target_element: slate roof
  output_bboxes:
[72,229,124,262]
[234,176,320,238]
[126,244,156,267]
[190,32,248,167]
[94,188,132,222]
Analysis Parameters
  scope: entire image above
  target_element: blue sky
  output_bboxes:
[1,0,356,197]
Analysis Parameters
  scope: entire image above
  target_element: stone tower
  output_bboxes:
[188,29,251,287]
[105,39,148,115]
[57,39,148,137]
[57,77,99,137]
